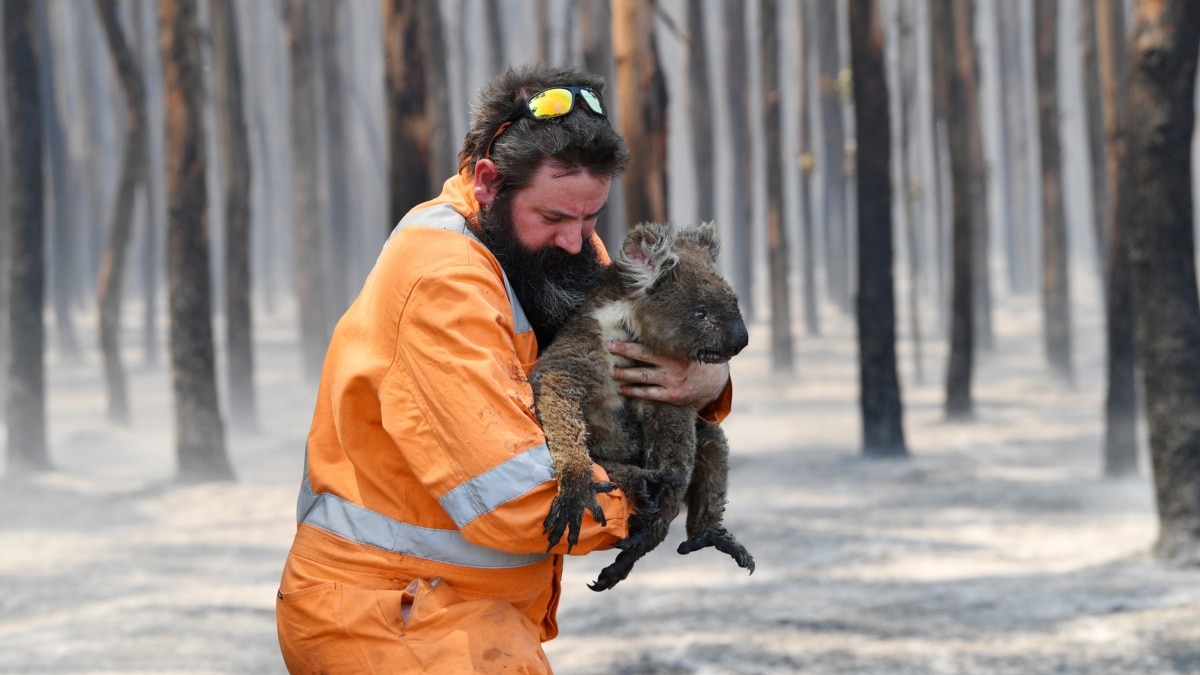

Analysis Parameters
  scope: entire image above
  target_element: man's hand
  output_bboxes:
[606,341,730,411]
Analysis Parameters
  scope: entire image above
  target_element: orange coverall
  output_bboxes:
[276,172,732,673]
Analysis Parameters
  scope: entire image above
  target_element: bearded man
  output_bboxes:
[276,65,733,673]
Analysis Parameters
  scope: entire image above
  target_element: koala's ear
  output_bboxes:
[616,222,680,293]
[693,221,722,263]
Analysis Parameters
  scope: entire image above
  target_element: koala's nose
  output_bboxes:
[729,318,749,355]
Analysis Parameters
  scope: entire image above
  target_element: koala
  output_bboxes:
[530,221,755,591]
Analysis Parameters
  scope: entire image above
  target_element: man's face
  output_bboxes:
[477,163,611,348]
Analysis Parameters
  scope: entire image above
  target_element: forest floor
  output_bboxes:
[2,286,1200,674]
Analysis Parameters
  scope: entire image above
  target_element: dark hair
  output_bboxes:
[458,65,631,193]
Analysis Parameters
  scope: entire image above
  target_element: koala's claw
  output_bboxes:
[543,480,617,553]
[632,468,681,516]
[678,527,756,574]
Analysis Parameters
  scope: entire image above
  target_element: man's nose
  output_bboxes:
[554,225,584,255]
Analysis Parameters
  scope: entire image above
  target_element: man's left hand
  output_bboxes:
[606,341,730,412]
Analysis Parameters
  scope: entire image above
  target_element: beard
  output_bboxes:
[476,195,603,350]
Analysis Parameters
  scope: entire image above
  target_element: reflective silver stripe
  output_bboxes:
[297,463,548,569]
[438,443,555,528]
[392,204,531,335]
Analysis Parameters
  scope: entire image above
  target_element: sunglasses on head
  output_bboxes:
[484,86,608,160]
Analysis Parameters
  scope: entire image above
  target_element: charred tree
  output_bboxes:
[95,0,147,426]
[761,0,793,372]
[136,0,164,367]
[0,23,9,425]
[959,0,992,352]
[1035,0,1074,385]
[5,0,49,473]
[384,0,444,229]
[797,0,819,337]
[721,0,754,319]
[849,0,906,457]
[934,0,975,419]
[1096,0,1138,478]
[579,0,619,245]
[287,0,329,381]
[1080,0,1110,286]
[319,0,349,315]
[685,0,714,223]
[613,0,668,226]
[210,0,257,432]
[1124,0,1200,563]
[894,0,922,382]
[160,0,233,482]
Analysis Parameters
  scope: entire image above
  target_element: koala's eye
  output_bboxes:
[694,308,708,321]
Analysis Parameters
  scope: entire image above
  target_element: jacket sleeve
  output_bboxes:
[382,263,628,556]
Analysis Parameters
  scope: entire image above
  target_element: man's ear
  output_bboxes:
[473,159,501,207]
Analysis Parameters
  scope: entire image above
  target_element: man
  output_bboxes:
[276,66,733,673]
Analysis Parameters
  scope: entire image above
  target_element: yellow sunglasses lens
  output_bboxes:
[528,88,575,119]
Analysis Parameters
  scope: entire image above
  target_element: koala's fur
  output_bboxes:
[531,221,754,591]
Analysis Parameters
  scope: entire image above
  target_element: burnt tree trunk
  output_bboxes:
[1096,0,1138,478]
[613,0,668,226]
[384,0,437,229]
[895,0,921,382]
[579,0,620,245]
[961,0,992,352]
[721,0,754,319]
[761,0,793,372]
[1035,0,1074,385]
[5,0,49,473]
[160,0,232,483]
[849,0,906,457]
[797,0,819,337]
[934,0,975,419]
[288,0,329,381]
[1124,0,1200,563]
[686,0,714,223]
[210,0,257,432]
[1080,0,1111,287]
[95,0,147,426]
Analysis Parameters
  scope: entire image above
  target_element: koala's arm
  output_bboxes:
[384,268,629,557]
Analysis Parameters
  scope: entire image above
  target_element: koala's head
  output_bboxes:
[613,221,749,364]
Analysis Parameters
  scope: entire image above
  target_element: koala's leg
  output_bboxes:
[534,368,616,553]
[589,407,694,591]
[677,420,754,573]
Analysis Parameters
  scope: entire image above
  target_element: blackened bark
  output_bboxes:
[960,0,991,353]
[95,0,147,426]
[579,0,619,246]
[211,0,257,432]
[614,0,668,226]
[761,0,793,372]
[850,0,906,457]
[1080,0,1110,288]
[721,0,754,320]
[384,0,437,230]
[1035,0,1074,385]
[319,0,349,316]
[160,0,233,482]
[685,0,714,223]
[933,0,974,420]
[895,0,921,381]
[5,0,49,473]
[1124,0,1200,563]
[797,0,819,337]
[1096,0,1138,478]
[288,0,329,381]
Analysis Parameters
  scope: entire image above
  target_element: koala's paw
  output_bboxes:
[677,526,755,574]
[631,467,682,517]
[543,478,617,553]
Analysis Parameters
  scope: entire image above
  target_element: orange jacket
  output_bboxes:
[285,172,733,649]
